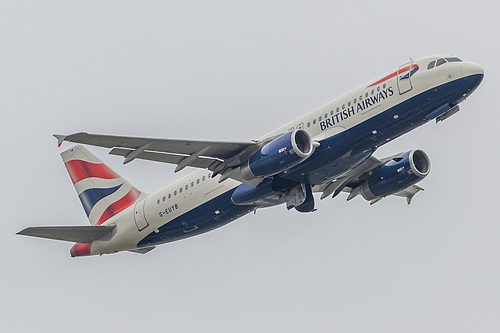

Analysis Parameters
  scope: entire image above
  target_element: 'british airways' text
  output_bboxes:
[320,87,394,131]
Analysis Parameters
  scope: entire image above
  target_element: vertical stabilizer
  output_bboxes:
[61,145,144,225]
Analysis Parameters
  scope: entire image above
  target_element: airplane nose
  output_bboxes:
[461,62,484,77]
[456,61,484,102]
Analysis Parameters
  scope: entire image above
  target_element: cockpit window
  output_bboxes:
[428,57,462,70]
[436,58,446,67]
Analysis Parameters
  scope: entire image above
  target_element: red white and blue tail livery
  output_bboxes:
[18,54,484,257]
[62,146,144,226]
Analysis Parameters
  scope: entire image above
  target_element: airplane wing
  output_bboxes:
[314,154,400,199]
[313,153,424,204]
[54,132,265,184]
[17,225,116,243]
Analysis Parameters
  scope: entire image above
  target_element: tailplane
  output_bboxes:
[61,145,145,225]
[17,225,116,243]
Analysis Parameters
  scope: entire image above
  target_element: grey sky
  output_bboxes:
[2,1,498,332]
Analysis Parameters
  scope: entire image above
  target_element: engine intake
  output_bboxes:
[242,129,316,179]
[360,149,430,200]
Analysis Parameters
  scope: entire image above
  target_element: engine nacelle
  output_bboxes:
[242,129,316,179]
[231,178,285,207]
[360,149,430,200]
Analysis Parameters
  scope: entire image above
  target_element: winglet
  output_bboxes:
[53,134,67,147]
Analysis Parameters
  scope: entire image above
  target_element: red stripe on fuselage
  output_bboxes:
[65,160,120,185]
[367,64,419,87]
[96,188,141,225]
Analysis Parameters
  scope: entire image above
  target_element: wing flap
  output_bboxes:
[17,225,116,243]
[393,185,424,204]
[109,148,219,169]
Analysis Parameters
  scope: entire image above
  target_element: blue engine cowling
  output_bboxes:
[360,149,430,200]
[241,129,316,179]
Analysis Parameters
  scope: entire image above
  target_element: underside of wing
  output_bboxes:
[55,132,262,179]
[55,132,256,159]
[313,154,388,198]
[314,150,428,205]
[17,225,116,243]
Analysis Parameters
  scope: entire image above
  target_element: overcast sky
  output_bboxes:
[2,1,498,332]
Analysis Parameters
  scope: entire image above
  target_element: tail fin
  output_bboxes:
[61,145,144,225]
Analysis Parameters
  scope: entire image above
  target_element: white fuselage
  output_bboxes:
[90,55,484,255]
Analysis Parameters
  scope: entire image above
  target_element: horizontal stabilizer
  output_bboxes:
[17,225,116,243]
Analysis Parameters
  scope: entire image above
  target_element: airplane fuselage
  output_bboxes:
[71,55,484,256]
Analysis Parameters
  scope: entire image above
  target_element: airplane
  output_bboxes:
[17,54,484,257]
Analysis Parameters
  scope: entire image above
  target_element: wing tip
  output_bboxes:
[53,134,67,147]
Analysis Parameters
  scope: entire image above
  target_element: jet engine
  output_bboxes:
[360,149,430,201]
[241,129,317,179]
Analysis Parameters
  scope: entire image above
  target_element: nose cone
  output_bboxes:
[461,62,484,77]
[70,242,92,257]
[460,61,484,97]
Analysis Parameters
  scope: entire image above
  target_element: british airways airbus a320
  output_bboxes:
[18,55,483,257]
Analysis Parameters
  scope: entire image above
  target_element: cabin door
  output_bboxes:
[134,198,149,231]
[397,61,414,95]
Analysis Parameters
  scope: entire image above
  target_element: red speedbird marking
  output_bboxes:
[96,188,141,225]
[368,64,419,87]
[65,160,119,185]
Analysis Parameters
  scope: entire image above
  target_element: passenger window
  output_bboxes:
[191,182,194,187]
[383,84,386,89]
[313,119,316,124]
[197,179,200,184]
[436,58,446,67]
[307,122,310,127]
[354,98,357,104]
[427,61,436,69]
[185,185,189,190]
[174,190,177,196]
[319,116,322,121]
[365,92,369,98]
[330,110,333,116]
[157,199,160,205]
[324,113,327,119]
[202,176,206,181]
[168,193,171,199]
[348,101,351,107]
[342,104,345,109]
[179,187,182,193]
[163,196,165,202]
[336,107,340,112]
[377,87,380,92]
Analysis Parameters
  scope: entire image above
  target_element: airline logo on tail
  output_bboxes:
[61,145,142,226]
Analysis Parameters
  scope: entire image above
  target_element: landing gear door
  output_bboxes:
[397,61,414,95]
[134,198,149,231]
